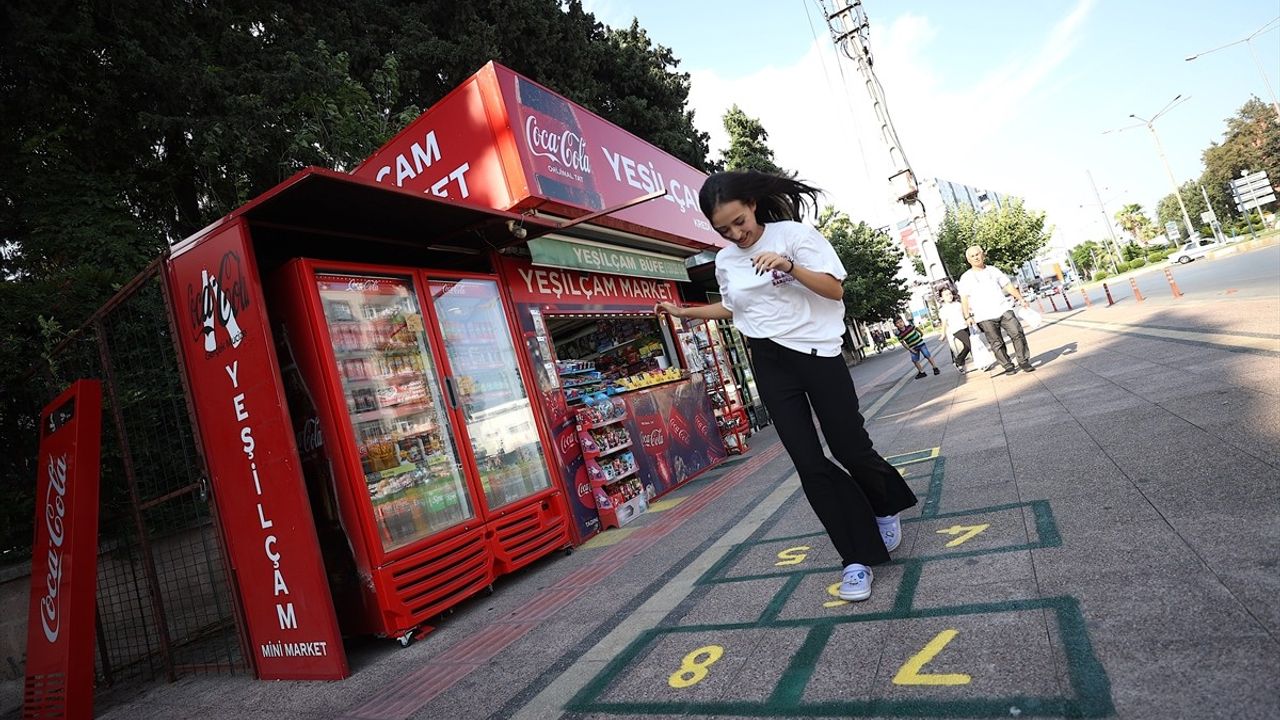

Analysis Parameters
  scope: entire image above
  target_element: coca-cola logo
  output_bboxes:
[40,453,69,643]
[668,411,691,447]
[558,428,579,458]
[525,114,591,175]
[640,428,666,449]
[694,412,712,439]
[186,251,249,357]
[297,417,324,454]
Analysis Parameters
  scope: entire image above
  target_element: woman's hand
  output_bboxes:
[751,252,794,276]
[654,301,684,318]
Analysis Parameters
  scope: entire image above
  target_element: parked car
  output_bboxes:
[1168,238,1218,264]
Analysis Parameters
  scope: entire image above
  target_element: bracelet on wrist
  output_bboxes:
[787,259,796,274]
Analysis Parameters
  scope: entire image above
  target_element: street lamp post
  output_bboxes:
[1085,170,1124,273]
[1186,16,1280,121]
[1103,95,1198,241]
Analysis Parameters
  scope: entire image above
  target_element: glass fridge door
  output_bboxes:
[315,273,475,552]
[427,278,554,510]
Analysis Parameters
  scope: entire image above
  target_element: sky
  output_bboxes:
[581,0,1280,252]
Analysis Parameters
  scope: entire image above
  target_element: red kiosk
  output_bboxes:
[157,61,751,679]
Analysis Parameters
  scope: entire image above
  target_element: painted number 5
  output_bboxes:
[668,645,724,688]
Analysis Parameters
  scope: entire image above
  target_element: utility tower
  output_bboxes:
[816,0,951,285]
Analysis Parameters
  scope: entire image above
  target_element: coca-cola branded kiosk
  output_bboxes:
[148,60,754,679]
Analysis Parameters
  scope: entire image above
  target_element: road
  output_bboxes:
[1079,242,1279,304]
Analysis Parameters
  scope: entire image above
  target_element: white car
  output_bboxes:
[1168,239,1218,264]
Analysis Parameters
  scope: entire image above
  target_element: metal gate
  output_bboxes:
[30,257,247,695]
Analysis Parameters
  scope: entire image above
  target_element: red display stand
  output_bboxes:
[676,319,750,454]
[575,396,647,529]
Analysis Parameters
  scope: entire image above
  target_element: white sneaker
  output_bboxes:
[838,564,873,601]
[877,514,902,552]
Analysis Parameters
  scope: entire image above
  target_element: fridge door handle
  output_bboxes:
[444,376,459,409]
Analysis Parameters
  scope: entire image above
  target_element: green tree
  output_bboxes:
[935,199,1051,277]
[1156,181,1209,239]
[817,206,909,323]
[1114,203,1157,246]
[1200,97,1280,231]
[720,105,785,174]
[0,0,716,556]
[1069,240,1109,278]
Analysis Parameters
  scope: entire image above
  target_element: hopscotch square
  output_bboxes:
[771,562,914,622]
[700,535,841,584]
[676,576,792,626]
[905,501,1060,560]
[568,626,808,709]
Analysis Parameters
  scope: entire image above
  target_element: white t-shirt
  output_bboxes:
[957,266,1014,322]
[714,221,848,357]
[938,301,967,334]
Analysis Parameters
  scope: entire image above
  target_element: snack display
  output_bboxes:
[575,395,648,529]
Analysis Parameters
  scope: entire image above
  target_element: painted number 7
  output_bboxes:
[935,524,989,547]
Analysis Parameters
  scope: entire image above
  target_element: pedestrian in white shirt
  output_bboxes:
[935,286,971,373]
[956,246,1034,374]
[655,170,917,603]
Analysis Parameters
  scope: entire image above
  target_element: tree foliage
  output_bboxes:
[0,0,714,557]
[817,207,909,323]
[1156,181,1210,239]
[1200,97,1280,225]
[1113,203,1157,246]
[935,199,1051,277]
[721,105,785,174]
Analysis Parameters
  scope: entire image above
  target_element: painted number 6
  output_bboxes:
[668,645,724,688]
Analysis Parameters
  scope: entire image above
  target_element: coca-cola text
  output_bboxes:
[39,453,68,643]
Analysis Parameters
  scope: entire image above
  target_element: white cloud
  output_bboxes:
[684,0,1101,251]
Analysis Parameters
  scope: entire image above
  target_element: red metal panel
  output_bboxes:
[165,222,347,680]
[23,380,102,720]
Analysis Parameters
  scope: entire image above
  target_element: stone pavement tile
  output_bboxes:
[798,622,890,704]
[101,705,319,720]
[1030,519,1188,581]
[713,630,816,704]
[1138,476,1279,521]
[1157,388,1280,468]
[1021,484,1163,535]
[908,507,1031,559]
[1093,635,1280,720]
[940,426,1007,454]
[932,450,1014,489]
[774,563,909,621]
[720,534,839,580]
[911,551,1039,610]
[1053,385,1150,418]
[1159,512,1280,635]
[1009,451,1134,502]
[928,482,1023,516]
[676,576,791,626]
[871,611,1063,705]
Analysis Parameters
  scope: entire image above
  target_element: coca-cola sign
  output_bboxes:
[39,454,68,642]
[23,380,102,720]
[525,114,592,177]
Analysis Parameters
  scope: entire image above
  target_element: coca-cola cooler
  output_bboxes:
[267,258,570,644]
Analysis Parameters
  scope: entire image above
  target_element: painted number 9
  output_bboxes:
[668,645,724,688]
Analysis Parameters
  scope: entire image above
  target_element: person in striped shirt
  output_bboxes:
[894,317,939,379]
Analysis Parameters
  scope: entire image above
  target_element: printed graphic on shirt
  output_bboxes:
[770,255,797,287]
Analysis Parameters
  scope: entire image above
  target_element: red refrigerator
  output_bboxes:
[267,259,570,645]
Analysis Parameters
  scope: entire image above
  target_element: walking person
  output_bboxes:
[956,245,1034,375]
[893,317,940,378]
[936,286,971,373]
[655,170,917,602]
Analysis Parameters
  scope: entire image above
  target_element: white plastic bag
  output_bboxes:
[968,329,997,370]
[1016,306,1043,330]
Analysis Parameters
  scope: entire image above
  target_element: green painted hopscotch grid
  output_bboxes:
[562,448,1112,718]
[564,595,1113,718]
[698,498,1059,585]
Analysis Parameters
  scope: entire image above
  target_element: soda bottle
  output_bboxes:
[514,76,604,211]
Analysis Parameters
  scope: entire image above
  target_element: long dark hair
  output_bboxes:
[698,170,822,223]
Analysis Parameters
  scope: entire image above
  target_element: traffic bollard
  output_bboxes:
[1036,297,1045,313]
[1129,277,1144,302]
[1062,292,1073,310]
[1164,268,1183,298]
[1102,282,1115,306]
[1049,295,1059,312]
[1080,287,1092,307]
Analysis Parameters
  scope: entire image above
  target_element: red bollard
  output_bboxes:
[1049,295,1059,312]
[1080,287,1092,307]
[1164,268,1183,298]
[1102,282,1115,306]
[1129,277,1144,302]
[1062,292,1073,310]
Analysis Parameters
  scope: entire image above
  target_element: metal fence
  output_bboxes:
[16,258,247,697]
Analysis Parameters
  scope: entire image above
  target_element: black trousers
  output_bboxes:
[977,310,1029,368]
[951,329,971,367]
[748,338,918,567]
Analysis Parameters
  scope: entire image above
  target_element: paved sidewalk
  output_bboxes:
[75,299,1280,720]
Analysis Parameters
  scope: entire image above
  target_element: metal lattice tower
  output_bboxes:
[817,0,951,284]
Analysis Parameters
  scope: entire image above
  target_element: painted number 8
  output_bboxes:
[668,645,724,688]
